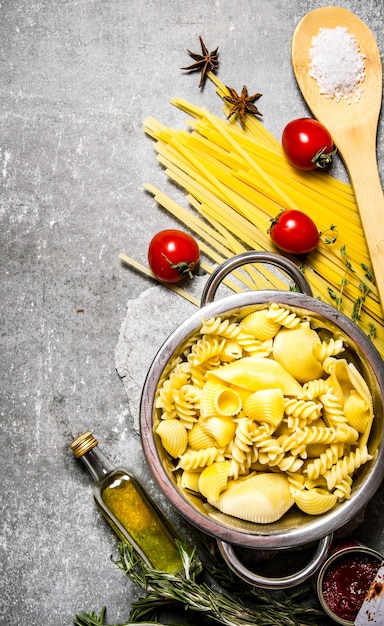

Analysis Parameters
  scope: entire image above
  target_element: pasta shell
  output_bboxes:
[179,469,202,493]
[155,419,188,458]
[200,415,236,447]
[207,357,302,396]
[209,473,294,523]
[198,461,231,500]
[328,359,374,447]
[243,388,284,429]
[200,380,242,418]
[329,359,373,408]
[344,392,370,433]
[239,309,280,340]
[292,488,338,515]
[188,422,217,450]
[272,322,324,383]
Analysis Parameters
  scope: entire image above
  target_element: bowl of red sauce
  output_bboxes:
[316,544,383,625]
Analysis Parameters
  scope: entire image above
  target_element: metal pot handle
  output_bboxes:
[217,534,333,589]
[200,251,313,306]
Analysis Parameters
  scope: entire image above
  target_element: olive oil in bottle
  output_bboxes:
[70,431,183,573]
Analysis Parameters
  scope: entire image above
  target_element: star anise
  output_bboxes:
[181,36,219,88]
[223,85,262,128]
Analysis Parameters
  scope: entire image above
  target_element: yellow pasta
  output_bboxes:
[344,392,371,433]
[179,469,202,493]
[155,419,188,458]
[141,75,384,359]
[200,316,241,339]
[324,447,373,491]
[208,473,294,524]
[200,380,242,418]
[320,390,348,427]
[176,446,224,470]
[188,422,217,450]
[299,378,331,400]
[292,488,338,515]
[303,443,345,481]
[198,460,231,500]
[266,303,301,329]
[239,309,281,340]
[187,335,226,367]
[272,322,323,383]
[236,336,273,357]
[200,415,237,448]
[153,305,377,524]
[243,388,284,429]
[172,387,199,429]
[284,397,323,425]
[313,338,345,362]
[207,356,303,396]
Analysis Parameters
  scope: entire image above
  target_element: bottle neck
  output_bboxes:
[80,446,114,482]
[70,432,115,482]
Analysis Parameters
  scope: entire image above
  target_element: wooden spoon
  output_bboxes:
[292,6,384,313]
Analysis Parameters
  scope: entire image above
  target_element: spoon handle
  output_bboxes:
[337,132,384,313]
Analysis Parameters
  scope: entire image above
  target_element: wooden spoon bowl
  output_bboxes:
[292,6,384,312]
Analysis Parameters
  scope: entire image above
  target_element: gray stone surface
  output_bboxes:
[1,1,384,624]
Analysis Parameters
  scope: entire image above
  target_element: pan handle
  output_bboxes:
[217,534,333,589]
[200,251,313,306]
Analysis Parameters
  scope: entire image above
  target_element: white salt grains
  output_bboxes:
[309,26,366,103]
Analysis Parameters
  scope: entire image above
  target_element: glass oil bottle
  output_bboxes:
[70,431,183,573]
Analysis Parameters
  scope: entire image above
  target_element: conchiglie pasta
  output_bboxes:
[179,469,202,493]
[209,473,294,523]
[198,460,231,500]
[155,419,188,458]
[272,322,324,383]
[200,415,236,447]
[200,380,242,418]
[207,356,303,396]
[239,309,281,340]
[188,422,217,450]
[292,488,338,515]
[243,388,284,429]
[344,392,371,433]
[328,359,374,448]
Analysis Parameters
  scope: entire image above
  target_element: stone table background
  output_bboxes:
[1,1,384,625]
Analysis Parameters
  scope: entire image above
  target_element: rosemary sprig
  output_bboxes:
[126,542,327,625]
[74,541,330,626]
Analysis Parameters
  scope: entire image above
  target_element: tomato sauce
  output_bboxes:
[322,552,381,621]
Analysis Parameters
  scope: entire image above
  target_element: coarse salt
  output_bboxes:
[308,26,366,103]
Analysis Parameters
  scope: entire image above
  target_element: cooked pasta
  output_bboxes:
[266,303,301,329]
[200,380,242,418]
[154,304,376,524]
[292,487,338,515]
[155,419,188,458]
[272,322,324,383]
[188,422,217,450]
[239,309,281,340]
[187,335,226,367]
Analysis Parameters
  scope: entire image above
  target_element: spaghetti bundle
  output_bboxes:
[139,75,383,356]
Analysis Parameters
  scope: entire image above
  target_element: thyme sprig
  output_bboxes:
[74,541,330,626]
[328,244,355,310]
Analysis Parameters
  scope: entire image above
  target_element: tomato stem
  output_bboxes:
[162,253,196,279]
[312,145,337,169]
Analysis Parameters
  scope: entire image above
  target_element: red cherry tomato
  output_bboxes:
[148,229,200,283]
[268,209,320,255]
[282,118,335,171]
